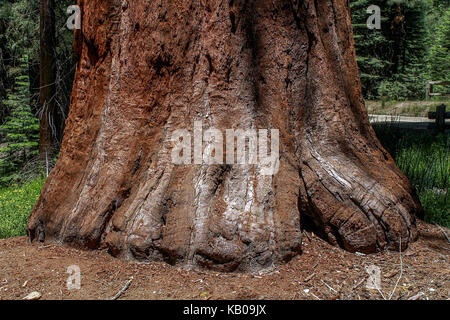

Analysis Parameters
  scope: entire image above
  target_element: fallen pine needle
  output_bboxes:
[321,280,338,293]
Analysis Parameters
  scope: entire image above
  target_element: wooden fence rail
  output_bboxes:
[426,81,450,100]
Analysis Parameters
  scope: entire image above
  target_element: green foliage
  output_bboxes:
[429,6,450,85]
[352,0,393,99]
[395,134,448,192]
[378,79,410,100]
[0,0,39,66]
[0,0,40,128]
[0,0,74,185]
[374,125,449,227]
[0,56,39,186]
[0,176,45,238]
[351,0,439,100]
[0,0,75,146]
[419,190,449,227]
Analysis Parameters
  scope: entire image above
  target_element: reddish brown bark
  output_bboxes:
[28,0,422,272]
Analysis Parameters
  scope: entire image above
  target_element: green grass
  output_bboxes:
[365,99,450,117]
[419,190,449,228]
[0,176,45,238]
[373,125,449,228]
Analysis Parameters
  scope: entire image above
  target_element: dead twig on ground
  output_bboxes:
[110,277,133,300]
[408,292,424,300]
[321,280,338,293]
[310,291,321,300]
[352,277,366,290]
[304,273,316,282]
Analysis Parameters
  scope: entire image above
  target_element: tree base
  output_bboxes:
[28,0,422,272]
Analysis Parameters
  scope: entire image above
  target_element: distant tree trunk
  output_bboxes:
[0,17,7,125]
[29,59,40,116]
[39,0,56,158]
[28,0,422,272]
[0,62,5,125]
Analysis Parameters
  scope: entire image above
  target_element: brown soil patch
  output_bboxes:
[0,220,448,300]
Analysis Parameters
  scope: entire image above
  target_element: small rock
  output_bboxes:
[23,292,41,300]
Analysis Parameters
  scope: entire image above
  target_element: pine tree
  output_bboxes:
[351,0,430,100]
[0,0,13,126]
[0,55,39,185]
[351,0,393,99]
[429,6,450,82]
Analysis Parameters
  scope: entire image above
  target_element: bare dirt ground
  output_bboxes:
[0,220,448,300]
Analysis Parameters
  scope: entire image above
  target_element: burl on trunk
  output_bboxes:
[28,0,422,272]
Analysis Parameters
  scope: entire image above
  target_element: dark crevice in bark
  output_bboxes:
[299,167,326,234]
[82,34,111,69]
[132,150,143,174]
[226,64,232,83]
[205,53,214,75]
[29,220,46,243]
[240,1,264,113]
[329,223,346,248]
[242,1,257,60]
[211,165,232,195]
[329,0,339,32]
[348,197,385,251]
[150,53,174,76]
[95,187,131,249]
[160,197,174,227]
[230,11,237,33]
[289,1,317,112]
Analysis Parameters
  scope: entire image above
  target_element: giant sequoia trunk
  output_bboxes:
[28,0,422,272]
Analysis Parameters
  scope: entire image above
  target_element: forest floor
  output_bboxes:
[0,220,448,300]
